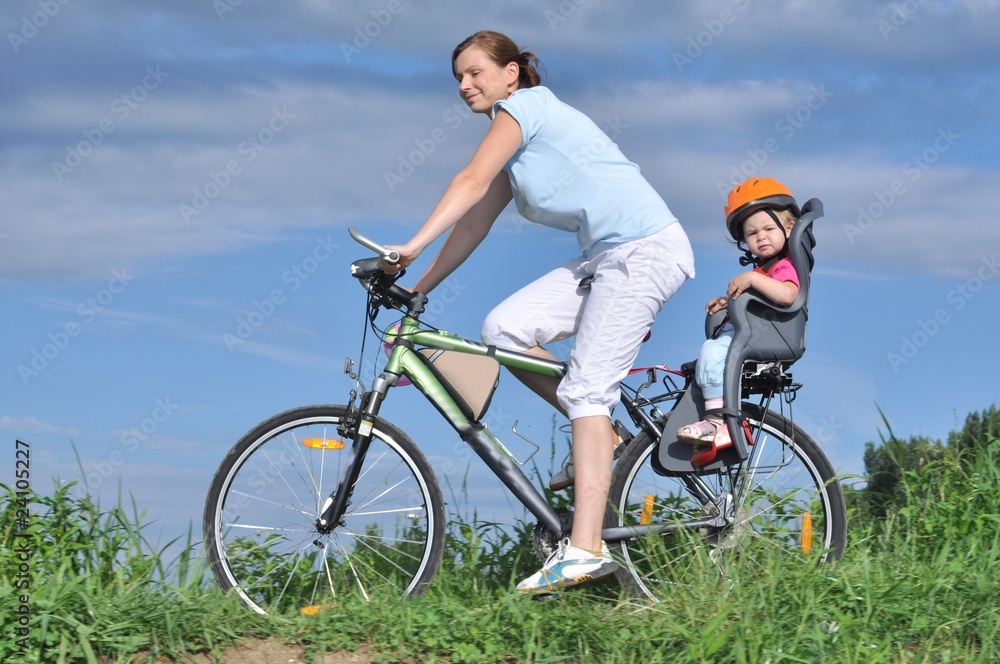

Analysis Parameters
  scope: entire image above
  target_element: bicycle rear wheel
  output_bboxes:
[203,405,445,614]
[606,403,847,599]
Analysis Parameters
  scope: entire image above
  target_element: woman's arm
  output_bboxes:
[412,172,512,293]
[387,111,522,281]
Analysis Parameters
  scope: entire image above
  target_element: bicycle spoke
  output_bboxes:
[608,404,846,599]
[204,407,444,613]
[227,489,314,518]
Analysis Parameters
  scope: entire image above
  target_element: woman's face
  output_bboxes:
[454,46,518,115]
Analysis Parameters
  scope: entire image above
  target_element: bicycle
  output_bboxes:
[203,199,846,613]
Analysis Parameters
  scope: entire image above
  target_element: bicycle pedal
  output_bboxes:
[530,591,563,603]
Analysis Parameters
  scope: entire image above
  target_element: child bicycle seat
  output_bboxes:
[654,198,822,475]
[718,197,822,459]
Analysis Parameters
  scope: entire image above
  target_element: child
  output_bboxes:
[678,177,800,447]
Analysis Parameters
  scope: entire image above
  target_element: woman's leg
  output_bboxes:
[481,257,588,416]
[509,347,565,416]
[558,224,694,552]
[568,415,615,552]
[487,225,694,588]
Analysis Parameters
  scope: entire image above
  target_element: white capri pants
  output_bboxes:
[482,223,695,421]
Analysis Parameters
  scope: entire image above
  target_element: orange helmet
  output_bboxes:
[724,177,799,241]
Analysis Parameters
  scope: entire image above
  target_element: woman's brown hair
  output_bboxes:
[452,31,542,88]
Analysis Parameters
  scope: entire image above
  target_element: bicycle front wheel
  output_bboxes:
[606,403,847,599]
[203,405,445,614]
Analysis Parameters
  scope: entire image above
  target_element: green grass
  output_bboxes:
[2,436,999,662]
[0,483,274,663]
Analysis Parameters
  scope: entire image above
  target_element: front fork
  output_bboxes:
[315,374,393,534]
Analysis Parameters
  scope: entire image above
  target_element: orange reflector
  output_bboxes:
[302,438,346,450]
[801,512,813,555]
[300,603,339,616]
[640,494,655,526]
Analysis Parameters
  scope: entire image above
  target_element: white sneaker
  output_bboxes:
[516,538,617,593]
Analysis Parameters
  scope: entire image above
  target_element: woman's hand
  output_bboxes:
[379,242,420,274]
[705,296,729,314]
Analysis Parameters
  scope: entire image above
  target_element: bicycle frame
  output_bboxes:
[317,313,730,543]
[202,225,843,611]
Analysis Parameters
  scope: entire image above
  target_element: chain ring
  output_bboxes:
[532,507,574,563]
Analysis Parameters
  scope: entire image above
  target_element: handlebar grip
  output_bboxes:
[349,226,400,264]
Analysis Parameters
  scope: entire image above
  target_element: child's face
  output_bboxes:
[742,211,788,260]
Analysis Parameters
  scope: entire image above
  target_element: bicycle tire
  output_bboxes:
[203,405,445,614]
[606,403,847,599]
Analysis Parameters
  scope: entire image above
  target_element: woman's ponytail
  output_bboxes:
[517,51,542,88]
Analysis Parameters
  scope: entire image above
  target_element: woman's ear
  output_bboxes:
[506,61,520,87]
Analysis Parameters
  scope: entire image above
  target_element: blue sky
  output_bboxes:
[2,1,998,545]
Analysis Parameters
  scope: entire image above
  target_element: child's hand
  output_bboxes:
[706,297,728,314]
[727,272,757,299]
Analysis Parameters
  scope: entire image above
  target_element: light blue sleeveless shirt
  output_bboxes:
[493,86,676,257]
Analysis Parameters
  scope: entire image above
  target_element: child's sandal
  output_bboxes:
[677,419,723,445]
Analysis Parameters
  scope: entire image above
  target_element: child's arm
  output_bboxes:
[727,271,799,306]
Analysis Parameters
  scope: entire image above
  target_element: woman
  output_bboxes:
[384,31,695,593]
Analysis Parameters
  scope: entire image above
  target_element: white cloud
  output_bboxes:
[224,338,345,370]
[0,415,81,436]
[1,1,996,281]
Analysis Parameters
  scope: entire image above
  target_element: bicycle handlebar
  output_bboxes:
[348,228,427,315]
[349,226,400,264]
